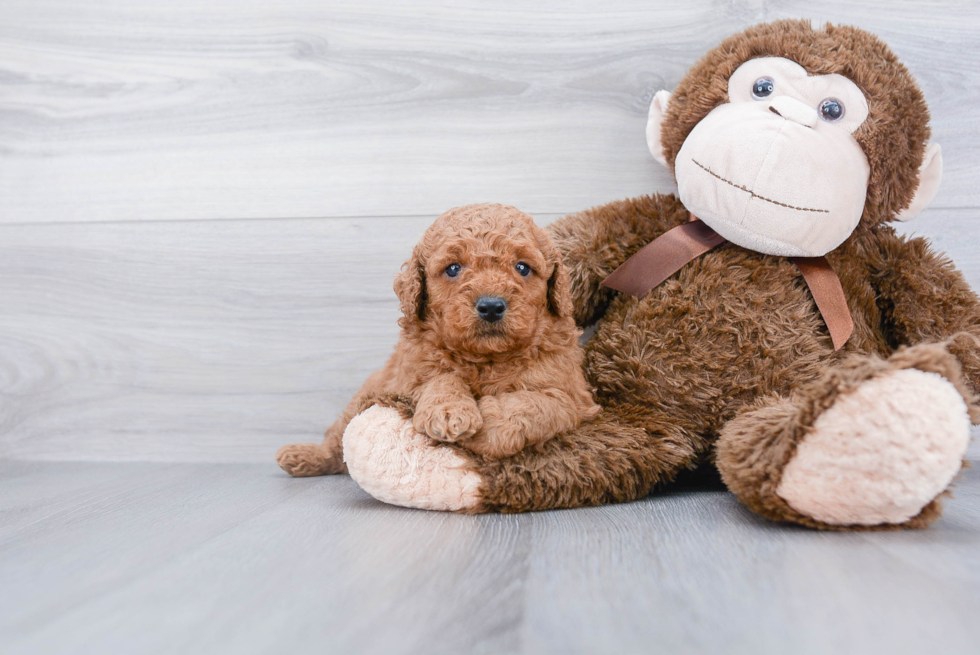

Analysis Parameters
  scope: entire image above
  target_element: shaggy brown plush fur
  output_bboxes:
[276,204,599,475]
[283,20,978,531]
[474,194,980,526]
[716,342,975,531]
[465,21,980,528]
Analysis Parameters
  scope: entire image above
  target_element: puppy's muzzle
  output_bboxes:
[475,296,507,323]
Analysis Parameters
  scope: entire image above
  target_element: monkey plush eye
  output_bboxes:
[445,263,462,278]
[819,98,845,122]
[515,262,532,277]
[751,77,775,99]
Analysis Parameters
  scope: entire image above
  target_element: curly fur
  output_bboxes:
[276,203,599,475]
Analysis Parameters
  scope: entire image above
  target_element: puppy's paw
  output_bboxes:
[461,396,527,459]
[276,443,345,477]
[413,398,483,442]
[460,428,526,460]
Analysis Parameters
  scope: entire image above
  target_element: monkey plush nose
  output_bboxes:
[768,95,818,128]
[476,296,507,323]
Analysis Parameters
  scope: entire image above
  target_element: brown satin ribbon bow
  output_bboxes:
[600,214,854,351]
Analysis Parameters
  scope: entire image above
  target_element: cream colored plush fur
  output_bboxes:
[673,57,871,257]
[776,369,971,525]
[647,55,943,257]
[343,405,482,511]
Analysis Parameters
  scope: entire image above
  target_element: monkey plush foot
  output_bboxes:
[343,405,483,511]
[777,368,970,526]
[717,344,976,530]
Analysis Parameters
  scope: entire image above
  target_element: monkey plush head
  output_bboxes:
[646,20,943,257]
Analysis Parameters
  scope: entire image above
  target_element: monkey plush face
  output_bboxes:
[646,20,944,257]
[673,57,871,256]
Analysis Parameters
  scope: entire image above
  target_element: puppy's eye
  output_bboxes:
[445,263,462,278]
[751,76,774,100]
[515,262,532,277]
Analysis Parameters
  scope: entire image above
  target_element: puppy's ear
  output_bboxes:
[546,256,574,319]
[533,224,574,319]
[393,243,427,323]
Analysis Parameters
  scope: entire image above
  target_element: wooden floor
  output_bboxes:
[2,1,980,653]
[1,460,978,655]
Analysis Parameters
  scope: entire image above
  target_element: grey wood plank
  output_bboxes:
[0,461,530,655]
[0,214,426,462]
[0,463,315,635]
[0,208,977,462]
[1,461,977,655]
[0,459,163,540]
[0,0,978,224]
[522,476,980,655]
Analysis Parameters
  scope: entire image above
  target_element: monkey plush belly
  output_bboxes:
[584,245,840,436]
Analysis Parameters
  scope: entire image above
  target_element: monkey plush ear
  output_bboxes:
[896,143,943,221]
[645,90,673,167]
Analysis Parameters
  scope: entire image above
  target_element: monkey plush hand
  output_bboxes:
[341,20,979,530]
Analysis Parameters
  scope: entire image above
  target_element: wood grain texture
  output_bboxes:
[1,0,979,223]
[0,214,428,461]
[1,208,977,462]
[1,460,978,655]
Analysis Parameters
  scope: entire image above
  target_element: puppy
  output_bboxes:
[276,203,599,477]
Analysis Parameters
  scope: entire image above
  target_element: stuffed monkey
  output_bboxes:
[337,20,980,530]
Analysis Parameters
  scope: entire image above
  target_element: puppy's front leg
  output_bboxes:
[464,389,591,459]
[413,373,483,442]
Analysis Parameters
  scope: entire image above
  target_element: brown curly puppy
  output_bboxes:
[276,203,600,476]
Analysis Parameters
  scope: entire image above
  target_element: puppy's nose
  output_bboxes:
[475,296,507,323]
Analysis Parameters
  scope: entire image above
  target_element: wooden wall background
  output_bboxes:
[1,0,978,462]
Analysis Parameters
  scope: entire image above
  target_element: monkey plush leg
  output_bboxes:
[716,343,976,530]
[343,403,701,512]
[474,409,700,512]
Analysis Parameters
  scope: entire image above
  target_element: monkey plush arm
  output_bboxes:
[872,232,980,393]
[547,193,689,327]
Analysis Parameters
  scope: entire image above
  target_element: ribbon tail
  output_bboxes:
[599,213,853,352]
[601,217,726,298]
[791,256,854,351]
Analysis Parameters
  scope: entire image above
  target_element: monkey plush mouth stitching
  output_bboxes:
[691,159,829,214]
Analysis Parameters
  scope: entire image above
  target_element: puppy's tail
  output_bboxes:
[275,442,346,477]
